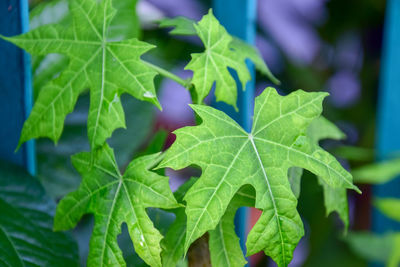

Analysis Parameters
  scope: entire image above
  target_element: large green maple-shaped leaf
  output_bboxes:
[289,117,349,228]
[181,10,278,109]
[158,87,359,267]
[30,0,141,97]
[2,0,159,150]
[54,145,179,267]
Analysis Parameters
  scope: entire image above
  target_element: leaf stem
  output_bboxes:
[144,61,190,88]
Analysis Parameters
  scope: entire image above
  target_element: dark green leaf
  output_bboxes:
[0,161,79,266]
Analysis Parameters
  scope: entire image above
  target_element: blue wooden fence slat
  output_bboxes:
[0,0,35,175]
[212,0,257,261]
[374,0,400,233]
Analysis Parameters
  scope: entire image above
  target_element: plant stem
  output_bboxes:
[144,61,189,88]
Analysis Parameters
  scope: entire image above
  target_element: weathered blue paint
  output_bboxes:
[374,0,400,233]
[213,0,257,260]
[0,0,36,175]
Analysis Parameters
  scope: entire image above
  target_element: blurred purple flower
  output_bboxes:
[255,35,283,73]
[327,71,361,108]
[157,68,194,128]
[258,0,326,64]
[145,0,205,20]
[166,169,187,192]
[289,0,328,24]
[335,32,364,72]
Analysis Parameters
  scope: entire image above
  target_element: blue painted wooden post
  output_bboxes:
[374,0,400,234]
[212,0,257,259]
[0,0,36,175]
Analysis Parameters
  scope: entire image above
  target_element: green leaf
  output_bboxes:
[389,234,400,267]
[179,10,277,109]
[333,145,374,161]
[346,232,393,262]
[30,0,141,99]
[161,181,254,267]
[135,129,168,159]
[159,17,197,36]
[33,54,69,99]
[184,10,250,109]
[288,167,303,198]
[289,116,349,228]
[308,117,348,228]
[230,38,280,85]
[208,186,255,267]
[374,198,400,222]
[352,158,400,184]
[159,14,280,90]
[107,0,141,41]
[3,0,158,150]
[0,161,79,266]
[30,0,140,39]
[161,178,196,266]
[30,0,70,30]
[37,95,155,199]
[54,144,179,266]
[307,116,345,141]
[159,87,359,266]
[317,178,349,229]
[161,209,187,267]
[347,232,400,267]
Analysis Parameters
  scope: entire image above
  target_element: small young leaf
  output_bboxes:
[374,198,400,222]
[347,232,400,267]
[159,14,280,90]
[347,232,394,262]
[54,144,179,267]
[184,10,250,109]
[3,0,158,150]
[333,145,374,161]
[159,17,196,36]
[230,38,280,85]
[352,158,400,184]
[159,87,359,267]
